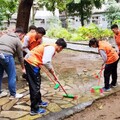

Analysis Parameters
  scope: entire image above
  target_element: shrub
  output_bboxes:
[46,24,113,41]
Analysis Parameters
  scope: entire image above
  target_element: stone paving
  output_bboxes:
[0,38,120,120]
[1,68,120,120]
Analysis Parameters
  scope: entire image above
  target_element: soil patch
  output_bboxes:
[64,91,120,120]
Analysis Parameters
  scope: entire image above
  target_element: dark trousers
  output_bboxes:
[24,60,42,112]
[104,59,119,89]
[22,51,27,79]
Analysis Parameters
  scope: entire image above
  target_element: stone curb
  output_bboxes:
[37,87,120,120]
[37,101,93,120]
[67,41,88,46]
[67,48,98,54]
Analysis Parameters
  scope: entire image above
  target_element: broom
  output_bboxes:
[91,65,105,94]
[95,66,104,86]
[56,80,77,99]
[42,67,77,99]
[41,67,60,90]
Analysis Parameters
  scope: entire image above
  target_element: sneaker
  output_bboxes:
[0,91,7,98]
[102,87,111,92]
[110,84,117,88]
[30,108,46,116]
[9,93,23,100]
[39,101,48,107]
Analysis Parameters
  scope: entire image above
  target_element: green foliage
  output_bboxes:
[67,0,104,26]
[112,20,120,27]
[47,26,71,40]
[46,24,113,41]
[0,0,18,26]
[47,16,61,27]
[105,1,120,26]
[37,0,72,14]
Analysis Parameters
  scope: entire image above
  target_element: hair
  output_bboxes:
[89,38,98,47]
[29,25,36,31]
[55,38,67,48]
[15,27,24,33]
[111,24,118,29]
[36,27,46,35]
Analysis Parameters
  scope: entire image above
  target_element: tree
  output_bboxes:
[115,0,120,2]
[0,0,18,27]
[16,0,33,33]
[67,0,104,26]
[37,0,72,15]
[37,0,72,28]
[105,0,120,26]
[0,0,5,26]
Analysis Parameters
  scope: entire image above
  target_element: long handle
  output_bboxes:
[56,80,68,95]
[41,67,56,85]
[41,67,68,95]
[98,66,105,85]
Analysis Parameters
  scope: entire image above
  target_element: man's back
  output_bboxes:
[0,33,22,55]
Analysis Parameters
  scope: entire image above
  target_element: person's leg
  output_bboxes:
[22,51,27,79]
[104,64,112,89]
[111,60,119,86]
[4,55,16,96]
[24,61,42,112]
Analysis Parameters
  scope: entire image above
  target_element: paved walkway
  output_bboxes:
[0,37,120,120]
[43,37,98,53]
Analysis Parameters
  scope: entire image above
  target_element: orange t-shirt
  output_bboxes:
[22,32,42,50]
[28,33,42,50]
[98,41,119,64]
[115,31,120,50]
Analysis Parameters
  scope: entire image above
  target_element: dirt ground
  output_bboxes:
[51,49,120,120]
[64,91,120,120]
[13,49,102,90]
[3,49,120,120]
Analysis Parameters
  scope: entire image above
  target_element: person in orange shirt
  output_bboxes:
[24,38,67,115]
[111,24,120,57]
[89,38,119,92]
[28,25,37,34]
[21,25,36,43]
[22,27,46,79]
[22,27,46,55]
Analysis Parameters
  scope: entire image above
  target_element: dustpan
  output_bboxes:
[91,66,104,95]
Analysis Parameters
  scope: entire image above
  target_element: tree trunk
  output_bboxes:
[80,1,84,26]
[7,18,10,27]
[80,14,84,26]
[16,0,33,33]
[64,10,68,28]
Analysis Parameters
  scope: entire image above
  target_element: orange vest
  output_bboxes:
[25,44,56,67]
[22,32,42,50]
[115,31,120,50]
[98,41,119,64]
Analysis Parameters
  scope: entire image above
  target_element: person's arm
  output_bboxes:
[16,40,25,70]
[99,50,107,65]
[42,46,58,81]
[114,36,119,53]
[22,35,30,53]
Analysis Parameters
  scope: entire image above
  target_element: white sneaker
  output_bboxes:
[9,93,23,100]
[0,91,8,98]
[15,93,23,98]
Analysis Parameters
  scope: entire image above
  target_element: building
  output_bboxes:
[89,5,108,29]
[2,0,119,30]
